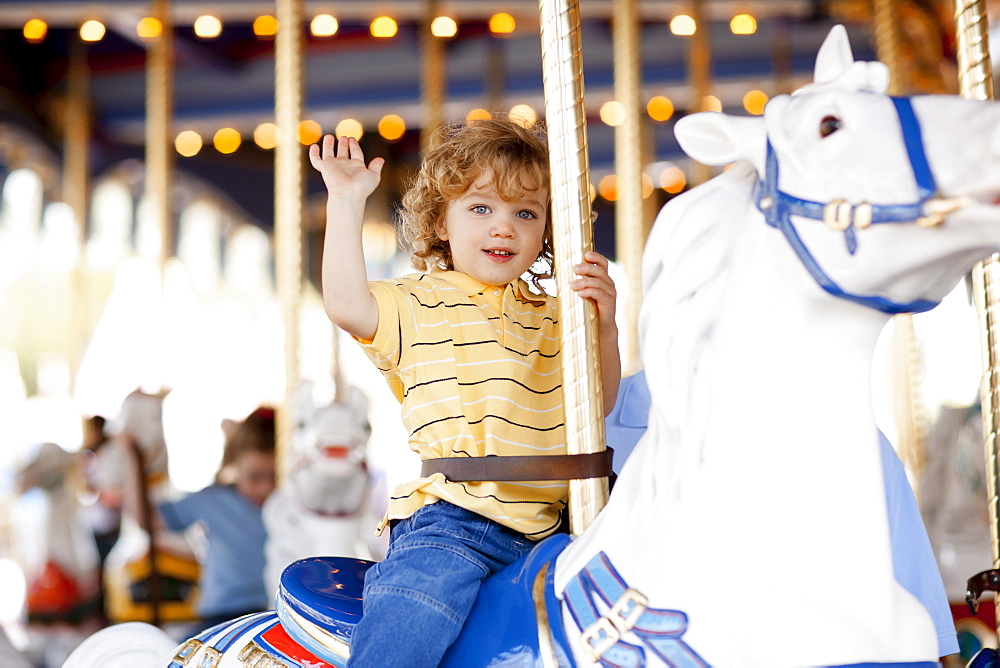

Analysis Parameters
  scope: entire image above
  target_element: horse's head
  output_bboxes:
[288,382,372,516]
[16,442,76,494]
[95,388,170,491]
[674,24,1000,314]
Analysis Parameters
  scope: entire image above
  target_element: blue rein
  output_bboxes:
[754,96,943,314]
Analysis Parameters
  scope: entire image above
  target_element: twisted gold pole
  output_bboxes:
[538,0,608,535]
[613,0,643,375]
[146,0,173,393]
[687,0,712,186]
[65,37,91,386]
[872,0,908,95]
[420,0,445,155]
[274,0,305,483]
[955,0,1000,632]
[147,0,173,281]
[872,0,928,496]
[958,0,999,631]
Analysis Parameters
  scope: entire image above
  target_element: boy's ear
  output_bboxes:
[435,218,449,240]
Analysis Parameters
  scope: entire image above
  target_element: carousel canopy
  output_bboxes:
[0,0,885,230]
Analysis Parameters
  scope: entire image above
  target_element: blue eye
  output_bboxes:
[471,205,491,214]
[516,210,537,219]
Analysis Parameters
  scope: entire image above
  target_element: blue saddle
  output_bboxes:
[275,535,572,667]
[276,556,374,667]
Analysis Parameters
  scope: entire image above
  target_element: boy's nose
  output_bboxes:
[491,220,515,237]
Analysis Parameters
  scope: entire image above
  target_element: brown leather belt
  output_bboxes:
[420,450,613,482]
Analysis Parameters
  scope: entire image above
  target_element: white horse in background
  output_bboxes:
[64,25,1000,667]
[98,389,201,627]
[13,442,102,665]
[262,382,385,597]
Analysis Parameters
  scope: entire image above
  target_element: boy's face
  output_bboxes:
[436,171,548,287]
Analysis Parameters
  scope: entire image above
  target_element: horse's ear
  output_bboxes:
[675,112,763,167]
[814,25,854,85]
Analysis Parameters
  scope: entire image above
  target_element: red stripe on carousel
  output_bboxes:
[259,622,338,668]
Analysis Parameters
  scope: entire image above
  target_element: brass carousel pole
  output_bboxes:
[421,0,445,154]
[687,0,713,186]
[274,0,305,483]
[613,0,644,375]
[958,0,1000,629]
[873,0,929,498]
[143,0,174,628]
[148,0,174,294]
[538,0,608,535]
[64,36,91,385]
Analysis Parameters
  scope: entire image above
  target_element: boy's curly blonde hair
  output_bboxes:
[398,116,554,288]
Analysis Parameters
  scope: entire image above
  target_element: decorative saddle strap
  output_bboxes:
[564,552,709,668]
[421,450,613,482]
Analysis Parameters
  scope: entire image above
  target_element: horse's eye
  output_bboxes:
[819,115,842,137]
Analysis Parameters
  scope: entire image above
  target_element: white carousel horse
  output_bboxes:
[14,442,102,625]
[98,388,201,626]
[65,24,1000,667]
[262,382,383,597]
[13,441,103,666]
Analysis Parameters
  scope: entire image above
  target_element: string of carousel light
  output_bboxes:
[20,8,766,198]
[19,11,518,43]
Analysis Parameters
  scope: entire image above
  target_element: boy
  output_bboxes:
[310,117,620,667]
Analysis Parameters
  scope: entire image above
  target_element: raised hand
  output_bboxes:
[309,135,385,201]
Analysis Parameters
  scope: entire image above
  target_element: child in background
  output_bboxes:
[310,117,620,666]
[155,406,277,631]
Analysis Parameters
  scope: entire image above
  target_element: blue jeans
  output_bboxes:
[347,501,533,667]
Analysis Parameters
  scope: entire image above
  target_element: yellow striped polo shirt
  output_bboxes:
[356,269,567,540]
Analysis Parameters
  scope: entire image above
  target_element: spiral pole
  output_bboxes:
[274,0,305,483]
[957,0,999,630]
[538,0,608,535]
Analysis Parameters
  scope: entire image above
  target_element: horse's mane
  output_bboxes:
[638,164,756,490]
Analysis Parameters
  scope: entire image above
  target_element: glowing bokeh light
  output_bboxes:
[194,15,223,39]
[647,96,674,122]
[311,14,339,37]
[370,16,398,38]
[137,17,162,40]
[669,15,696,36]
[509,104,537,127]
[431,16,457,38]
[730,14,757,35]
[600,100,626,127]
[466,108,492,122]
[254,15,278,38]
[598,174,618,201]
[743,89,769,115]
[80,20,106,42]
[660,166,687,193]
[214,128,242,154]
[254,123,278,149]
[378,115,406,141]
[23,19,47,43]
[298,120,323,145]
[335,118,364,140]
[175,130,203,157]
[489,13,516,35]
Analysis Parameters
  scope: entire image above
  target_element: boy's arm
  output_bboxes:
[310,135,384,341]
[570,251,622,415]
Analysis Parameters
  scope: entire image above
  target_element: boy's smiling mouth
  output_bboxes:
[484,249,515,259]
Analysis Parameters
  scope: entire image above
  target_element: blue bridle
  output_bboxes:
[753,96,957,314]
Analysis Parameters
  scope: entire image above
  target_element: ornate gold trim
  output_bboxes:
[171,639,202,665]
[238,640,292,667]
[533,563,559,668]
